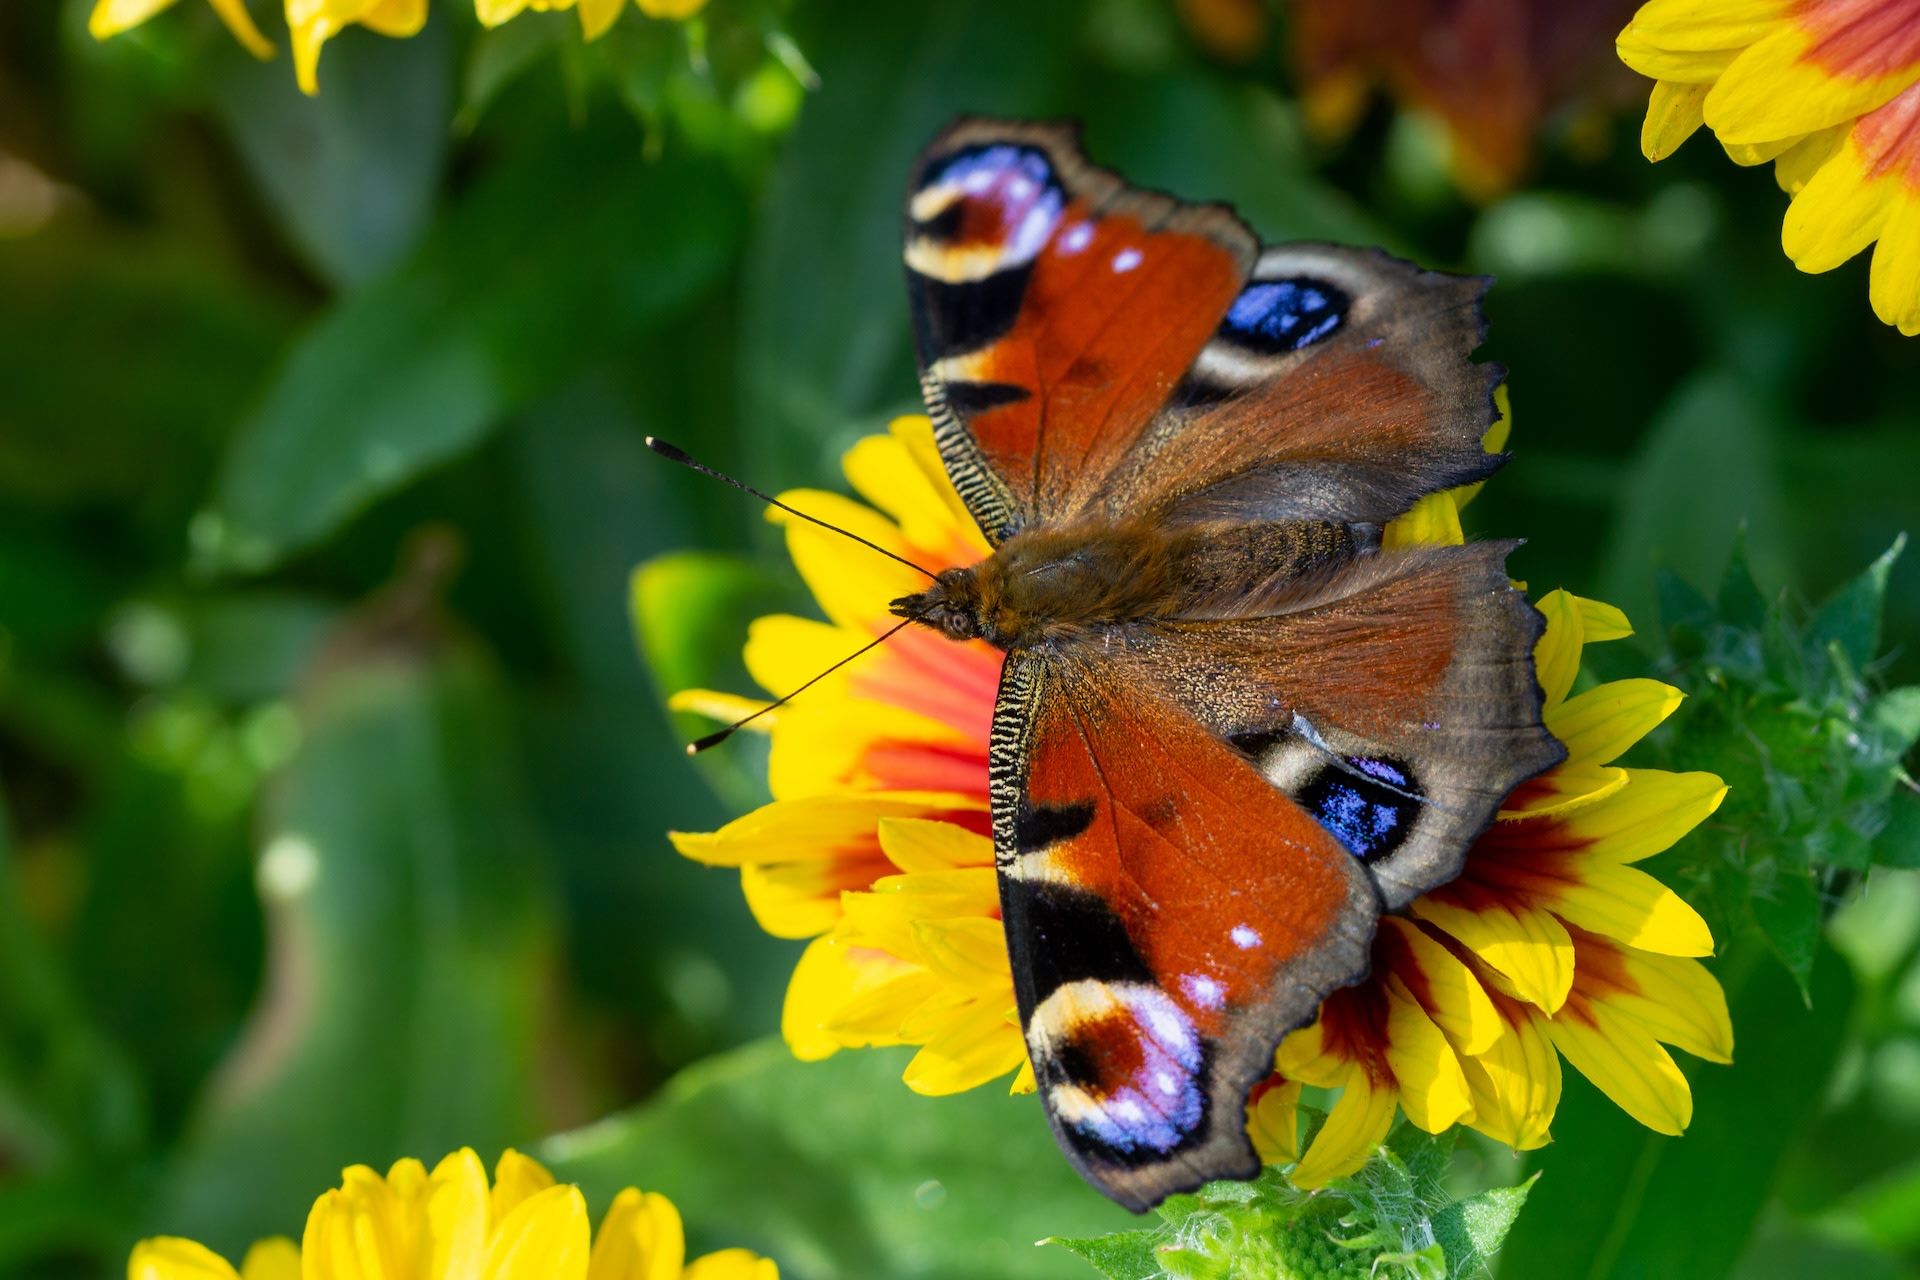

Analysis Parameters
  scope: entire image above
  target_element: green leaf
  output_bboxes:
[197,120,742,575]
[1045,1230,1163,1280]
[1430,1175,1536,1279]
[1750,870,1823,996]
[149,628,558,1255]
[1599,372,1789,638]
[540,1041,1137,1279]
[1873,789,1920,869]
[1806,535,1905,676]
[1500,936,1854,1280]
[208,21,452,288]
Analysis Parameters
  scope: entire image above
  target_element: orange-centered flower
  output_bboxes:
[660,409,1731,1186]
[1621,0,1920,334]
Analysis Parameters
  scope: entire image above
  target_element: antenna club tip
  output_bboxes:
[684,742,699,756]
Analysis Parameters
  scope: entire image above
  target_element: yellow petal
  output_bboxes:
[1460,1003,1560,1151]
[490,1150,556,1229]
[741,614,855,703]
[1618,38,1742,83]
[670,789,968,867]
[1611,949,1734,1064]
[285,5,340,96]
[635,0,705,15]
[1289,1066,1396,1188]
[357,0,426,36]
[1783,135,1892,271]
[1550,859,1716,956]
[1382,917,1501,1056]
[1723,131,1807,165]
[237,1239,300,1280]
[585,1188,683,1280]
[205,0,277,57]
[1410,895,1574,1013]
[1621,0,1783,52]
[129,1238,242,1280]
[1562,769,1728,864]
[1247,1079,1303,1164]
[1576,595,1632,642]
[1531,589,1584,710]
[1381,491,1465,550]
[576,0,621,38]
[840,867,999,960]
[1499,761,1629,819]
[781,936,865,1059]
[1546,678,1683,767]
[1273,1016,1344,1088]
[1643,81,1711,159]
[1009,1057,1037,1095]
[683,1251,778,1280]
[902,995,1028,1094]
[429,1148,492,1280]
[1545,1000,1692,1134]
[876,816,995,873]
[822,967,942,1043]
[90,0,181,37]
[912,917,1011,989]
[1870,186,1920,335]
[483,1185,591,1280]
[1707,24,1919,145]
[1383,982,1475,1133]
[844,421,990,564]
[474,0,528,24]
[769,491,927,633]
[1774,124,1848,193]
[665,689,774,733]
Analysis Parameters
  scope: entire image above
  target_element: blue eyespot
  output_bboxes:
[1300,754,1418,861]
[1220,278,1347,352]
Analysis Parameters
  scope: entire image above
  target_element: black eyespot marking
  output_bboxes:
[1226,729,1288,759]
[1014,798,1095,852]
[1002,880,1151,1006]
[1219,277,1348,353]
[942,380,1032,417]
[1298,756,1419,861]
[909,265,1034,363]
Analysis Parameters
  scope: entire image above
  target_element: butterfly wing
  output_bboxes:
[1131,541,1566,909]
[906,119,1501,541]
[993,649,1378,1211]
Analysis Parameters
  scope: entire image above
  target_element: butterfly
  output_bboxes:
[887,119,1566,1211]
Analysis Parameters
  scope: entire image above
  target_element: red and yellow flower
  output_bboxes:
[658,410,1731,1187]
[128,1147,775,1280]
[1621,0,1920,334]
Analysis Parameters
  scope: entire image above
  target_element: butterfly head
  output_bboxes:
[890,566,989,643]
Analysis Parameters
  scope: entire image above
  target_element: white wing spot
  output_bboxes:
[1112,247,1143,273]
[1231,924,1261,950]
[1060,222,1094,254]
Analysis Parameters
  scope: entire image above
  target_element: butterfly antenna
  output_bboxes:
[685,619,914,754]
[646,437,939,581]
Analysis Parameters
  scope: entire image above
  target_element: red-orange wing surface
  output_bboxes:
[991,649,1377,1211]
[905,120,1503,541]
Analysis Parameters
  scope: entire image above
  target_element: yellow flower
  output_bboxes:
[89,0,275,60]
[90,0,708,93]
[127,1148,776,1280]
[664,404,1731,1189]
[1620,0,1920,334]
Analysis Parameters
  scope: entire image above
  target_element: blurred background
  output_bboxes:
[1,0,1917,1276]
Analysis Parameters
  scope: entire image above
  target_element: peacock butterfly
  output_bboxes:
[885,119,1565,1211]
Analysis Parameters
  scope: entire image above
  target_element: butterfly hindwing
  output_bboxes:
[992,649,1378,1211]
[1125,542,1565,909]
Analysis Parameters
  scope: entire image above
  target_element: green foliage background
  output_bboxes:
[0,0,1917,1276]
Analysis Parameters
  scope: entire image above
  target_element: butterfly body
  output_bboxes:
[892,518,1366,648]
[895,119,1565,1211]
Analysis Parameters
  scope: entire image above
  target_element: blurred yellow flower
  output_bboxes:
[127,1148,776,1280]
[89,0,275,59]
[665,409,1733,1188]
[1621,0,1920,334]
[89,0,709,94]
